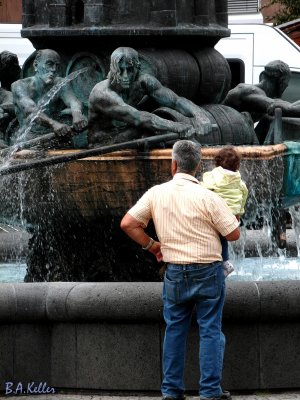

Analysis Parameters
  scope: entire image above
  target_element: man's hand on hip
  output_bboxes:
[149,241,163,262]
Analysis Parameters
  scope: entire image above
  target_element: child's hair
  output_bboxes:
[214,146,241,172]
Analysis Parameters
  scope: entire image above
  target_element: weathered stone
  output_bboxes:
[0,281,299,390]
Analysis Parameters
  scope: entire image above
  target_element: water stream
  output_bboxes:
[0,262,26,282]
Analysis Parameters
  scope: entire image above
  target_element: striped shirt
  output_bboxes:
[128,173,239,264]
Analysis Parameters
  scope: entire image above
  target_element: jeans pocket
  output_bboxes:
[192,273,219,299]
[164,274,180,303]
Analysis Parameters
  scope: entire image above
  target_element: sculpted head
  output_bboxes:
[260,60,291,96]
[172,140,201,175]
[33,49,61,85]
[108,47,141,89]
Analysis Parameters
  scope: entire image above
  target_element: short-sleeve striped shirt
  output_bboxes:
[128,173,239,264]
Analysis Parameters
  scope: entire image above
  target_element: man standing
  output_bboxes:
[11,49,87,143]
[121,140,240,400]
[88,47,212,145]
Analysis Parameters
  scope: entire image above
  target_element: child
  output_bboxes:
[201,146,248,276]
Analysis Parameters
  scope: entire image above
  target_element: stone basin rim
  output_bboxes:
[41,143,288,162]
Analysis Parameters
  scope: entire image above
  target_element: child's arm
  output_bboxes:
[239,182,248,215]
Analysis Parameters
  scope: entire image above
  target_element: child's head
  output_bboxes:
[215,146,241,172]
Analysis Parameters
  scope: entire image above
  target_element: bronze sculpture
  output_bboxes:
[11,49,87,145]
[223,60,300,143]
[88,46,258,147]
[88,47,212,146]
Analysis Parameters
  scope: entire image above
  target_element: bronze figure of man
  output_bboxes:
[88,47,213,146]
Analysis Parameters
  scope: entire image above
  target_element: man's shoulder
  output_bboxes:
[89,79,116,100]
[90,79,109,93]
[228,83,264,96]
[12,76,33,87]
[11,77,34,93]
[149,180,171,190]
[145,180,173,195]
[138,72,153,81]
[155,178,211,194]
[138,72,160,89]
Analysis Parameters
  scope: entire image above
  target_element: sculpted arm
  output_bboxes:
[244,94,292,115]
[278,99,300,117]
[60,83,87,132]
[224,85,292,115]
[12,80,72,136]
[141,74,212,135]
[89,84,194,136]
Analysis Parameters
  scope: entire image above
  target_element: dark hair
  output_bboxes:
[264,60,291,79]
[172,140,201,173]
[259,60,291,82]
[215,146,240,172]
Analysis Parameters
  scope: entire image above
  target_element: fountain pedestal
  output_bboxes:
[0,281,299,391]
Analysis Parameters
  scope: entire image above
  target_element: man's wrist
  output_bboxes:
[142,237,154,251]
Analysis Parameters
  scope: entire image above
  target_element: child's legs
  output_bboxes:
[220,235,229,261]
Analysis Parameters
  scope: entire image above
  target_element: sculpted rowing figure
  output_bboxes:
[88,47,213,146]
[223,60,300,142]
[224,60,292,122]
[11,49,87,145]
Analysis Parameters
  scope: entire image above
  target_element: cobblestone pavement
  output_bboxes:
[1,392,300,400]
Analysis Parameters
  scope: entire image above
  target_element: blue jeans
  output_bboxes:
[161,262,226,399]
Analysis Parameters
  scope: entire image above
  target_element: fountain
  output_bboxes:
[0,0,300,394]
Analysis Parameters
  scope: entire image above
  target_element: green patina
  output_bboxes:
[282,141,300,208]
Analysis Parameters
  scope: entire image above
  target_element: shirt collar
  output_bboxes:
[173,172,200,184]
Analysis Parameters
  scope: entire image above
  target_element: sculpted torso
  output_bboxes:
[12,76,64,124]
[89,74,155,134]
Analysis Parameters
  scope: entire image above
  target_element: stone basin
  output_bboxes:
[1,143,287,222]
[0,142,298,281]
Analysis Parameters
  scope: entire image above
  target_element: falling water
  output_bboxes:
[0,67,92,282]
[289,205,300,255]
[201,152,300,281]
[0,262,26,282]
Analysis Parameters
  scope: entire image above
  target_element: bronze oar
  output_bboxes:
[0,132,183,176]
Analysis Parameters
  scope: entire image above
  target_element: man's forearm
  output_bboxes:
[126,226,153,249]
[34,111,58,130]
[121,213,162,261]
[120,213,151,248]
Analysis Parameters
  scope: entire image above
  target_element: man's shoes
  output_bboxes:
[200,390,231,400]
[200,397,220,400]
[221,391,232,399]
[163,390,231,400]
